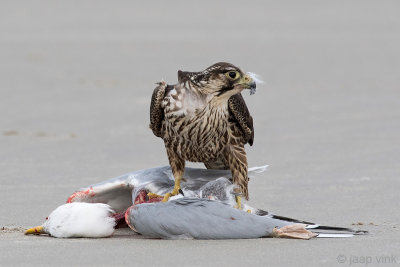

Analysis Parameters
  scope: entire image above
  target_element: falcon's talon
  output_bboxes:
[162,181,182,202]
[235,196,242,210]
[147,192,163,199]
[162,193,172,202]
[171,187,181,196]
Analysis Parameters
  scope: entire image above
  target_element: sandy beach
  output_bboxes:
[1,1,399,266]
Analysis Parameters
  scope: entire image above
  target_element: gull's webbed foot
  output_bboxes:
[272,224,318,240]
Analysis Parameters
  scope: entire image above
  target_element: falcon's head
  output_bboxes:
[178,62,257,99]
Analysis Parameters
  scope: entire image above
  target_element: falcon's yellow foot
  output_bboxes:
[235,196,242,209]
[162,185,181,202]
[162,176,182,202]
[162,193,171,202]
[147,192,163,199]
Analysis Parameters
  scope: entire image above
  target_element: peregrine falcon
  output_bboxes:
[149,62,256,204]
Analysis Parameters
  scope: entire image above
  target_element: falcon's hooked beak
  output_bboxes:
[237,74,257,95]
[24,226,45,235]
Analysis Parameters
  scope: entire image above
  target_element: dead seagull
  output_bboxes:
[127,197,316,240]
[24,202,116,238]
[64,165,269,214]
[25,166,366,239]
[125,188,366,240]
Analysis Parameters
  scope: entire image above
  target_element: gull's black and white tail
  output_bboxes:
[253,209,368,238]
[305,224,368,238]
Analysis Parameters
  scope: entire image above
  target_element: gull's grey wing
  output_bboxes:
[181,165,267,191]
[228,93,254,146]
[126,198,280,239]
[67,165,269,212]
[126,198,366,240]
[67,173,134,213]
[67,166,175,212]
[149,81,167,137]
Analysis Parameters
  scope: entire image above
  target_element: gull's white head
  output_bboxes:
[25,203,116,238]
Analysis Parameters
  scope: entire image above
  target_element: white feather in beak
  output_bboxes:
[246,72,264,95]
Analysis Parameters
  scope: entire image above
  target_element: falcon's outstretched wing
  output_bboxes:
[228,93,254,146]
[149,81,167,137]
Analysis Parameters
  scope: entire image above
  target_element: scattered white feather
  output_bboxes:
[248,165,268,174]
[246,72,264,95]
[317,234,354,238]
[43,203,116,238]
[246,72,264,84]
[169,194,184,201]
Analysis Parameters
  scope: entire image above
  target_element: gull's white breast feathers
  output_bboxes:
[43,203,115,238]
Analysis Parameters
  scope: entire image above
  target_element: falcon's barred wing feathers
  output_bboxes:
[149,81,167,137]
[228,93,254,146]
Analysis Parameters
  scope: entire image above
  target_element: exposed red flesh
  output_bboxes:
[134,190,163,205]
[66,186,95,203]
[112,212,128,228]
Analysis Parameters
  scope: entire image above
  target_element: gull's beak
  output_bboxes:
[24,226,45,235]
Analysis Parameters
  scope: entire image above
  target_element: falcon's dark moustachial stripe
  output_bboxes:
[149,62,256,203]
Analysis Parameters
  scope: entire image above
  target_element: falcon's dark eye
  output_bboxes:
[227,71,238,80]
